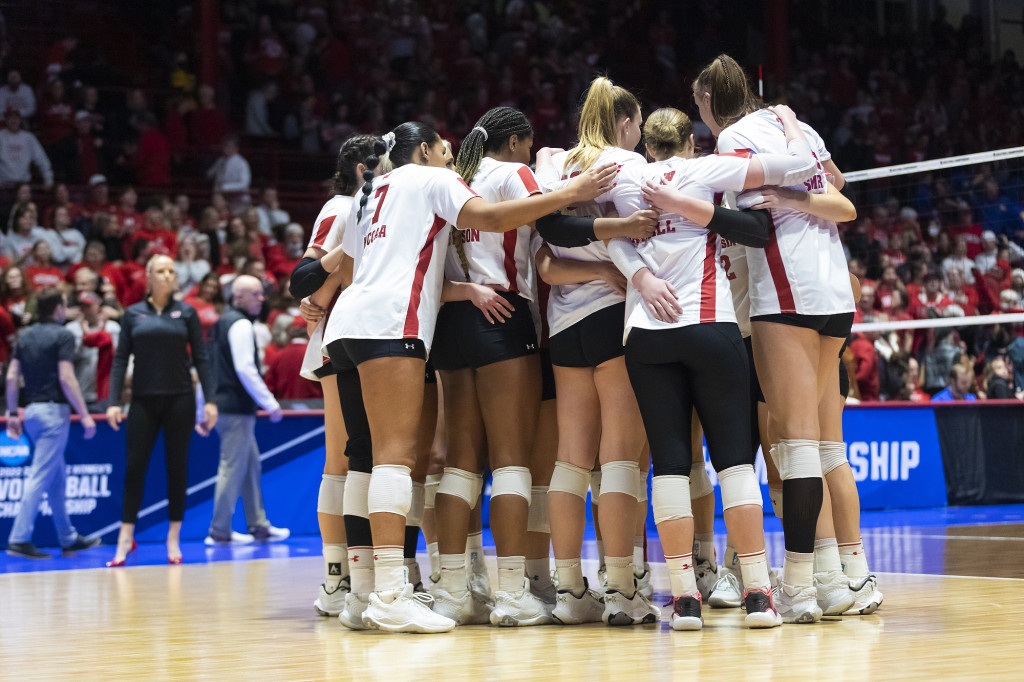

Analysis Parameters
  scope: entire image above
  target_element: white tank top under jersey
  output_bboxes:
[299,195,353,380]
[717,109,853,317]
[444,157,541,300]
[611,154,749,342]
[535,147,647,337]
[322,164,478,356]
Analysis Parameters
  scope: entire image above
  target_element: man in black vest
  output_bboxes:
[205,275,288,545]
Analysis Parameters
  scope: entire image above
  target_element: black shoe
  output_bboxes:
[6,542,52,559]
[61,535,102,556]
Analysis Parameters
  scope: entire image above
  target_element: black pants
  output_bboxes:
[122,392,196,524]
[625,323,753,477]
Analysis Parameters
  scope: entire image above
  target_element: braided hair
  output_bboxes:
[450,107,534,279]
[356,122,440,221]
[332,134,380,196]
[692,54,762,131]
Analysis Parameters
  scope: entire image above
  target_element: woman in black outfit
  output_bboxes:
[105,255,218,566]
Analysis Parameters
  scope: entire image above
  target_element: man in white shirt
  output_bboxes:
[256,186,289,236]
[206,275,289,545]
[206,135,251,211]
[0,71,36,120]
[975,230,999,274]
[0,109,53,187]
[941,237,976,284]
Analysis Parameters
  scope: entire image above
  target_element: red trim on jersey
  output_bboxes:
[403,215,448,338]
[716,150,754,158]
[456,177,479,196]
[700,232,718,323]
[516,166,541,195]
[502,230,520,294]
[312,215,336,249]
[764,212,796,313]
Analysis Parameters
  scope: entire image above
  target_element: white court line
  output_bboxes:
[876,571,1024,582]
[863,532,1024,542]
[85,426,326,540]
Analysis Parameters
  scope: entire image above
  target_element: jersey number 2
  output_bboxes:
[720,254,736,281]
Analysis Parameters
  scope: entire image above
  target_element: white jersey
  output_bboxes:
[718,109,854,316]
[300,195,353,380]
[535,147,647,336]
[307,195,354,251]
[611,155,748,341]
[444,157,540,300]
[322,164,477,354]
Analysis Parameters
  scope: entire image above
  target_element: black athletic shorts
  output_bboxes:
[549,303,626,368]
[540,348,556,401]
[743,335,766,404]
[326,338,436,384]
[431,292,538,371]
[750,311,854,338]
[312,359,338,379]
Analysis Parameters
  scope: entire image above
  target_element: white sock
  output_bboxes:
[466,532,486,574]
[605,555,635,593]
[783,550,814,588]
[439,553,468,594]
[554,557,584,595]
[839,540,870,579]
[813,538,843,574]
[349,546,374,597]
[426,541,440,578]
[323,543,348,590]
[595,540,605,567]
[633,535,645,571]
[497,555,525,593]
[373,546,406,595]
[404,557,422,586]
[526,557,553,590]
[723,542,740,571]
[738,549,771,591]
[693,533,715,563]
[666,553,698,598]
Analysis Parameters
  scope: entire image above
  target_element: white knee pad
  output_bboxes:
[367,464,413,517]
[491,466,532,503]
[549,461,591,500]
[717,464,763,510]
[635,467,648,504]
[437,467,482,507]
[689,460,714,500]
[407,481,425,527]
[778,438,823,480]
[343,471,370,519]
[768,443,780,470]
[317,474,346,516]
[589,470,602,504]
[599,461,639,500]
[527,485,550,533]
[423,473,442,509]
[819,441,849,475]
[651,475,692,524]
[768,486,783,519]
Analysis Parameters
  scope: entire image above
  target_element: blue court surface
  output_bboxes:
[3,504,1022,576]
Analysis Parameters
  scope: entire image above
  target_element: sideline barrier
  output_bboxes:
[1,403,1021,549]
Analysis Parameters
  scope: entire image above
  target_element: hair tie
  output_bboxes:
[382,131,397,153]
[472,126,489,141]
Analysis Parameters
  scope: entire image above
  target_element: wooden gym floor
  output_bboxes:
[3,508,1024,680]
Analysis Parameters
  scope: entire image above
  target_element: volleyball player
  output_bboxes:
[606,105,823,629]
[316,122,616,633]
[680,54,854,623]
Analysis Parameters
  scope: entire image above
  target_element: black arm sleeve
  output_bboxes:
[705,206,772,249]
[536,213,598,248]
[289,257,330,299]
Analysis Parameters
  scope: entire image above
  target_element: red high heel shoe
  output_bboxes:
[106,540,138,567]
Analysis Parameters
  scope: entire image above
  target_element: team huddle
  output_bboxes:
[289,54,883,634]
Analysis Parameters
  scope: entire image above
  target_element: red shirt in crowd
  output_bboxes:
[190,106,229,150]
[124,226,178,260]
[117,261,147,305]
[948,223,984,258]
[184,295,220,339]
[0,305,16,364]
[850,335,880,402]
[133,127,171,186]
[264,340,323,400]
[113,207,144,237]
[25,265,64,292]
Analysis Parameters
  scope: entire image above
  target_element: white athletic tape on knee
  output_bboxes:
[423,473,442,509]
[437,467,482,507]
[343,471,370,518]
[689,460,714,500]
[717,464,763,510]
[635,466,648,504]
[599,461,640,500]
[819,441,849,475]
[652,475,692,524]
[317,474,346,516]
[769,443,780,470]
[527,485,550,533]
[768,487,783,519]
[549,461,591,500]
[407,481,425,527]
[491,466,532,503]
[778,439,823,480]
[368,464,413,517]
[589,470,602,504]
